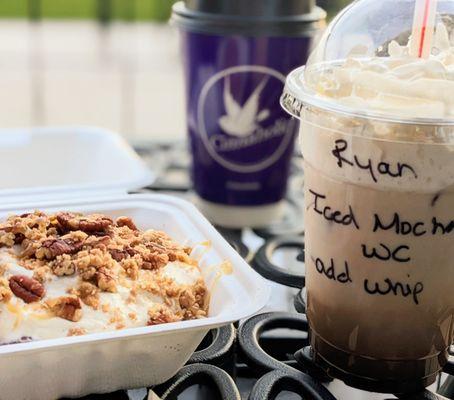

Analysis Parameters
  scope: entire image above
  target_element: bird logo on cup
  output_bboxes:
[219,76,270,138]
[198,65,297,173]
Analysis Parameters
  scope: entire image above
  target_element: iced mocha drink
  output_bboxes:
[282,12,454,393]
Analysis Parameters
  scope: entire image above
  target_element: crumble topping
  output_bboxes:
[69,282,100,310]
[128,312,137,321]
[0,278,12,302]
[46,296,82,322]
[67,327,87,336]
[0,211,209,343]
[147,304,182,326]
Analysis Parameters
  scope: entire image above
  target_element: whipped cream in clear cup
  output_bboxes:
[282,0,454,393]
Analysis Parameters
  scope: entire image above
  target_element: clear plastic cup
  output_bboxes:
[282,0,454,393]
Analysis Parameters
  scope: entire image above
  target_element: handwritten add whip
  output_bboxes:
[410,0,439,58]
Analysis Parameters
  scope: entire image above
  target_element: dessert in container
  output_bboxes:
[281,0,454,394]
[0,127,270,400]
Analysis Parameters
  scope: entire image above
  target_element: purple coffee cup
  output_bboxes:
[172,0,325,227]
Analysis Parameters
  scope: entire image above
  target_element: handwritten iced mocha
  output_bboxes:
[283,23,454,392]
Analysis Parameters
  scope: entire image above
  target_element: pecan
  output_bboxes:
[57,212,113,234]
[47,296,82,322]
[109,248,128,262]
[13,233,25,245]
[37,238,83,260]
[116,216,137,231]
[9,275,45,303]
[84,235,110,249]
[55,212,81,231]
[167,252,177,262]
[109,244,137,262]
[96,267,117,292]
[90,231,113,237]
[146,242,167,253]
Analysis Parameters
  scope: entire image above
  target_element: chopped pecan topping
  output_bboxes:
[13,233,26,245]
[0,210,209,333]
[109,248,129,262]
[36,238,83,260]
[9,275,45,303]
[57,212,113,234]
[116,217,137,231]
[83,235,111,250]
[47,296,82,322]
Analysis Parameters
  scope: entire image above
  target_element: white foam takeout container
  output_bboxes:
[0,127,270,400]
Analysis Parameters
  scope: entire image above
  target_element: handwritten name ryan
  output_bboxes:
[332,139,418,183]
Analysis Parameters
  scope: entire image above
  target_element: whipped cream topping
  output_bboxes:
[306,23,454,122]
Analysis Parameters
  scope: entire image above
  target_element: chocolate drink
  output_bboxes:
[301,107,454,392]
[282,4,454,393]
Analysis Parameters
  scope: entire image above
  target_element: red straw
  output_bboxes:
[410,0,438,58]
[418,0,431,57]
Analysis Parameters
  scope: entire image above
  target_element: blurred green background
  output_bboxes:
[0,0,350,21]
[0,0,178,21]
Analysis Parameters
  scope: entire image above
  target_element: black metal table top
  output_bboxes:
[70,141,453,400]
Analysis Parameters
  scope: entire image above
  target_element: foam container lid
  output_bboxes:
[0,126,154,201]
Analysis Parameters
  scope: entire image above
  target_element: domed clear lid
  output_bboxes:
[282,0,454,124]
